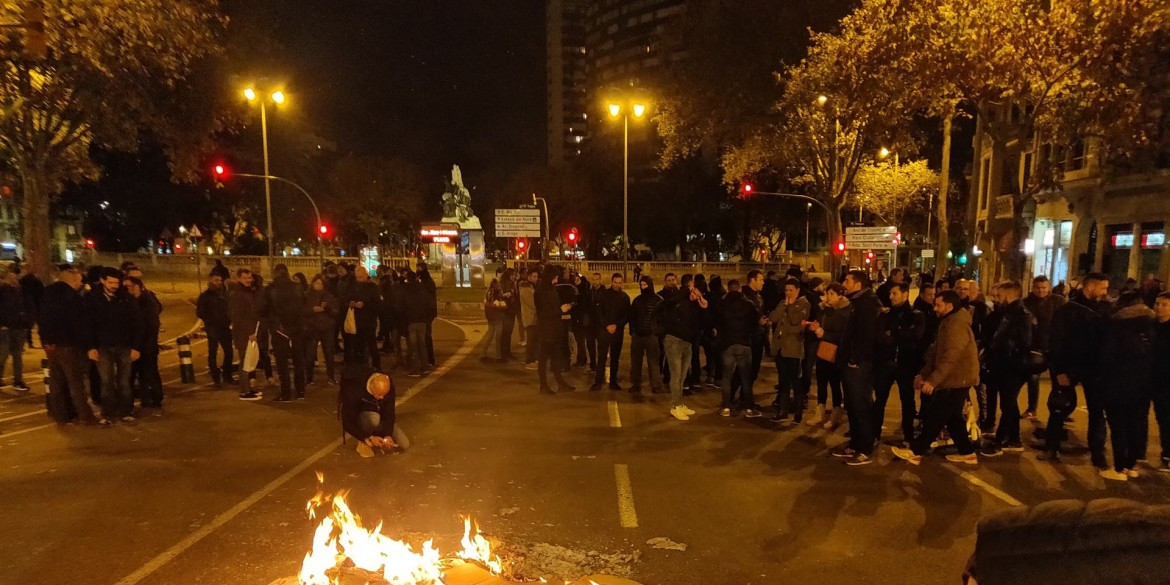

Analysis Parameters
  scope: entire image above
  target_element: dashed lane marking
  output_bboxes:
[110,319,481,585]
[944,466,1024,507]
[614,463,639,528]
[607,400,622,428]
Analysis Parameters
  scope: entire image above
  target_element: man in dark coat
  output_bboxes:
[1022,275,1065,418]
[1152,292,1170,473]
[1098,292,1156,481]
[39,265,97,423]
[0,267,33,392]
[264,264,307,401]
[834,270,882,466]
[627,275,663,394]
[417,262,438,366]
[982,281,1034,456]
[124,276,163,412]
[18,269,43,349]
[229,268,266,400]
[85,267,144,424]
[1045,273,1112,464]
[591,273,631,391]
[717,279,761,415]
[535,269,574,392]
[343,266,382,369]
[398,271,431,377]
[340,363,407,457]
[873,280,926,446]
[197,272,233,386]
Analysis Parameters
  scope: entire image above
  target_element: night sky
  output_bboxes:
[233,0,547,178]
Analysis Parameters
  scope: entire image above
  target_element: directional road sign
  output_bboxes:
[845,225,898,250]
[495,208,541,238]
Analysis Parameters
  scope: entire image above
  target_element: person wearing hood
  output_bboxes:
[628,275,663,394]
[1097,292,1156,481]
[891,289,980,465]
[833,270,883,466]
[808,282,851,429]
[717,279,761,416]
[1152,291,1170,473]
[769,278,811,423]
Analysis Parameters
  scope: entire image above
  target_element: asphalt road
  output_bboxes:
[2,308,1169,585]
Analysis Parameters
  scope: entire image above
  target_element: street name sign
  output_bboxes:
[845,226,898,250]
[495,208,541,238]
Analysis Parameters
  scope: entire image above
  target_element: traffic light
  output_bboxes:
[567,227,579,246]
[211,162,230,186]
[834,241,846,254]
[318,224,330,237]
[84,238,95,249]
[958,253,969,266]
[865,250,875,264]
[740,182,754,197]
[174,241,183,252]
[515,238,528,254]
[892,231,902,246]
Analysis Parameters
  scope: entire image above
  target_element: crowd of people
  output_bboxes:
[490,263,1170,474]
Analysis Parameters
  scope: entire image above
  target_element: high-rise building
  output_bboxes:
[546,0,588,168]
[583,0,685,99]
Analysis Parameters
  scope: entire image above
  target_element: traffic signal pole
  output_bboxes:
[235,172,325,268]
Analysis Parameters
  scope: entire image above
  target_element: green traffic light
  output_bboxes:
[958,253,968,265]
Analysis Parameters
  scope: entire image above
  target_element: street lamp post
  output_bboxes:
[805,202,812,263]
[607,97,649,280]
[244,86,286,267]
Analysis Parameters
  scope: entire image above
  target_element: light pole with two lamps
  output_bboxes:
[243,85,286,263]
[606,95,649,280]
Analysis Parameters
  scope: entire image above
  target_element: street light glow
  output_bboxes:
[817,95,828,106]
[632,103,647,118]
[244,87,257,101]
[271,90,286,104]
[879,147,891,159]
[608,103,621,117]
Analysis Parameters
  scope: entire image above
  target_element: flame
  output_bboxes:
[457,516,503,575]
[298,477,505,585]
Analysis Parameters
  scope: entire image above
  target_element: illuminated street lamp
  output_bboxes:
[243,85,288,261]
[606,93,650,279]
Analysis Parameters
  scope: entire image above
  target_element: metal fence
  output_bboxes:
[88,253,423,281]
[506,252,832,281]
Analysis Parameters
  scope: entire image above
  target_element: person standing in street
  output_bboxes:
[808,283,851,429]
[264,264,308,402]
[305,274,340,385]
[628,275,663,395]
[875,268,905,308]
[498,268,520,362]
[833,270,882,466]
[914,283,939,351]
[981,281,1034,457]
[399,271,431,377]
[520,268,539,370]
[890,289,981,465]
[378,268,403,364]
[873,281,926,446]
[18,268,43,349]
[229,268,265,400]
[1045,273,1112,465]
[660,275,706,420]
[124,276,163,414]
[482,278,507,362]
[769,278,810,424]
[1152,292,1170,473]
[344,266,382,370]
[591,273,630,391]
[39,265,98,424]
[718,279,761,416]
[0,267,33,392]
[85,267,143,425]
[197,272,234,387]
[1097,292,1156,481]
[417,262,438,367]
[535,269,575,393]
[1022,275,1065,420]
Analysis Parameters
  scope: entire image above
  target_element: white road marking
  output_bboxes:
[0,423,55,438]
[110,319,481,585]
[614,463,639,528]
[607,400,622,428]
[944,466,1024,507]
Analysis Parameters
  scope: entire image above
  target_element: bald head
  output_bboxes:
[366,373,391,399]
[355,266,370,282]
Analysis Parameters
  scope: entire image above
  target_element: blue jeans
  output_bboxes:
[98,347,134,419]
[842,361,876,455]
[721,344,753,410]
[663,335,692,408]
[0,328,26,385]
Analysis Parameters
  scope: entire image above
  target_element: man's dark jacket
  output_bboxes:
[716,290,759,349]
[345,280,382,331]
[595,287,631,330]
[661,288,703,342]
[39,281,85,347]
[876,301,926,370]
[136,292,162,353]
[1049,296,1111,382]
[838,287,881,366]
[1023,293,1065,352]
[264,275,306,337]
[398,281,430,325]
[339,363,395,441]
[628,279,662,337]
[913,296,939,349]
[305,288,340,332]
[984,299,1034,375]
[84,288,144,350]
[196,285,231,331]
[0,283,33,329]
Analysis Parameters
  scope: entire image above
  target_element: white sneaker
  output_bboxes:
[670,406,690,421]
[679,405,696,415]
[1099,469,1128,482]
[1125,468,1140,479]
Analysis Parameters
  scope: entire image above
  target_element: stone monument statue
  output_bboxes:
[440,164,481,229]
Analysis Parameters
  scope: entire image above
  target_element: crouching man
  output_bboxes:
[340,363,409,457]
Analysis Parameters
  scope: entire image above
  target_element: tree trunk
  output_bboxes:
[19,166,53,281]
[826,197,844,275]
[935,114,953,277]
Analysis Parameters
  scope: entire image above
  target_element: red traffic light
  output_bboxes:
[834,241,846,254]
[740,183,754,197]
[318,224,330,236]
[567,227,579,243]
[85,238,95,249]
[516,238,528,251]
[212,163,230,183]
[866,251,875,259]
[174,242,183,252]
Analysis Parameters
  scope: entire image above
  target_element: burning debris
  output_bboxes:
[287,475,640,585]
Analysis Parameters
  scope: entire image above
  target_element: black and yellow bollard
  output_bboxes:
[178,336,196,383]
[41,358,51,410]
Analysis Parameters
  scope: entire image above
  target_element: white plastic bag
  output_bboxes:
[242,322,260,372]
[343,307,358,335]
